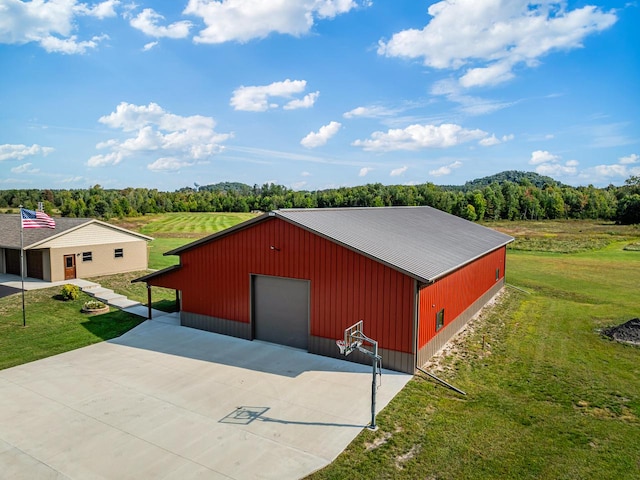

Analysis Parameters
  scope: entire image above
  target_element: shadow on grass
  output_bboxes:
[80,310,145,341]
[152,299,178,313]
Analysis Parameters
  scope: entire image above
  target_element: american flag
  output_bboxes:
[20,208,56,229]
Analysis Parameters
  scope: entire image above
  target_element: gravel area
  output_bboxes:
[603,318,640,346]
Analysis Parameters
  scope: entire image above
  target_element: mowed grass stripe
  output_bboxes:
[139,212,256,237]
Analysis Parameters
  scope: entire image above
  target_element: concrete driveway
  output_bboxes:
[0,320,412,479]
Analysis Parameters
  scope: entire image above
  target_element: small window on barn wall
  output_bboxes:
[436,309,445,332]
[496,268,500,281]
[82,251,92,262]
[115,248,124,258]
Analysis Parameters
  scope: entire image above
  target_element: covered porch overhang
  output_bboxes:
[132,264,183,320]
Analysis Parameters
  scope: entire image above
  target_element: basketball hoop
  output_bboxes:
[335,320,383,430]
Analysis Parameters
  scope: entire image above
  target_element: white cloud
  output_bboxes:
[536,162,578,176]
[147,157,197,171]
[87,102,232,167]
[142,41,158,51]
[459,61,515,88]
[284,91,319,110]
[130,8,192,38]
[40,33,108,54]
[78,0,119,19]
[352,123,489,152]
[430,78,515,116]
[60,175,84,183]
[290,180,307,190]
[593,164,627,176]
[358,167,372,177]
[184,0,362,44]
[300,121,341,148]
[378,1,617,88]
[479,134,514,147]
[530,150,560,165]
[481,133,515,146]
[429,160,462,177]
[479,136,500,147]
[231,79,316,112]
[10,162,40,174]
[390,165,408,176]
[619,153,639,165]
[587,155,640,180]
[301,171,311,177]
[0,143,54,161]
[343,105,396,119]
[528,149,578,177]
[0,0,116,53]
[87,151,124,167]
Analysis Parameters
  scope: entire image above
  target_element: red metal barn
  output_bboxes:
[135,207,513,373]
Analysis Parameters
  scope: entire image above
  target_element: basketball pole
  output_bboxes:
[369,342,379,430]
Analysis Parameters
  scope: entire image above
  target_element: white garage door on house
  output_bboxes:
[252,275,310,350]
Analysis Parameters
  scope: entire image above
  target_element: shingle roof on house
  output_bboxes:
[166,206,513,285]
[0,215,90,249]
[0,214,152,249]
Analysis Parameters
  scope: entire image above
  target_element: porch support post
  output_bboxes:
[147,284,152,319]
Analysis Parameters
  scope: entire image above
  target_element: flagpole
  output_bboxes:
[19,205,26,327]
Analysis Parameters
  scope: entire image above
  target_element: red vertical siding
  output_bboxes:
[417,246,506,349]
[153,217,415,354]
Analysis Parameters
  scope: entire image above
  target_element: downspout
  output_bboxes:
[416,366,466,396]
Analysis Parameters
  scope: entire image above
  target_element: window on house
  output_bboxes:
[496,268,500,281]
[436,308,445,332]
[115,248,124,258]
[82,251,92,262]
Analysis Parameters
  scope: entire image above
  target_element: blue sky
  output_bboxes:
[1,0,638,191]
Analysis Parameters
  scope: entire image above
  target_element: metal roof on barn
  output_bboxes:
[166,206,514,285]
[275,207,513,283]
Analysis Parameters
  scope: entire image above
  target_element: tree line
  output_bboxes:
[1,171,639,224]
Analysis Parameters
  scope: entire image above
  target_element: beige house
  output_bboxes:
[0,215,153,282]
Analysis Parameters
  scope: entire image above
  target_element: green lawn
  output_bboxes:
[148,237,192,270]
[0,288,144,370]
[309,234,640,479]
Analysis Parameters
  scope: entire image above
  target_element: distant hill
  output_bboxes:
[197,172,564,194]
[199,182,254,195]
[443,171,564,191]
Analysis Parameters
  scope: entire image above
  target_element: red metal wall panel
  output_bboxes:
[417,246,506,349]
[150,217,415,354]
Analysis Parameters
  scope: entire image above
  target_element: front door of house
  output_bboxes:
[64,255,76,280]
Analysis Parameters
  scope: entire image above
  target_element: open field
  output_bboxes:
[2,215,639,478]
[488,219,640,253]
[309,224,640,479]
[111,212,257,269]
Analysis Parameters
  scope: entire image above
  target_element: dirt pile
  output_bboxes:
[602,318,640,345]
